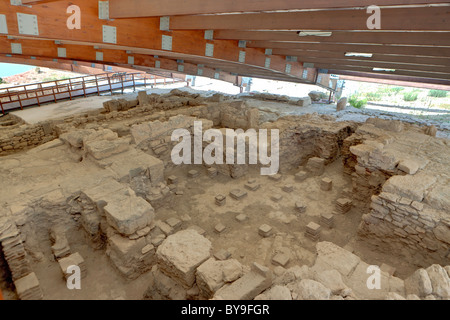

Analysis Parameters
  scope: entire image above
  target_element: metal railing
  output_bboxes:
[0,72,184,114]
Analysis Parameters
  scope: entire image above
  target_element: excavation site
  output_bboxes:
[0,0,449,304]
[0,89,448,301]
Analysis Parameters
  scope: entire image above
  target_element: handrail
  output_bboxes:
[0,72,186,114]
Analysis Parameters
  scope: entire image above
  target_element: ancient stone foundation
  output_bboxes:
[0,89,448,300]
[343,118,449,266]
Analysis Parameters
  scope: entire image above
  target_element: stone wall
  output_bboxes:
[0,121,57,156]
[343,118,450,265]
[76,179,156,279]
[131,115,214,168]
[261,114,356,172]
[0,91,260,158]
[219,100,260,129]
[245,92,312,107]
[0,216,43,300]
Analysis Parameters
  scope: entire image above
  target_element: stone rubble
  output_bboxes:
[0,90,448,301]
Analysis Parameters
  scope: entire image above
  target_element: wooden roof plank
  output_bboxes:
[214,30,450,46]
[109,0,450,18]
[169,7,450,31]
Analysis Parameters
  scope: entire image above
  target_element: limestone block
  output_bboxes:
[156,230,212,288]
[336,97,347,111]
[81,177,125,210]
[144,266,187,300]
[366,118,403,132]
[432,225,450,245]
[291,279,331,300]
[15,272,43,300]
[213,263,272,300]
[60,129,95,148]
[297,97,311,107]
[313,242,360,277]
[255,285,292,300]
[425,183,450,213]
[138,91,149,106]
[108,234,146,262]
[306,157,325,176]
[425,264,450,299]
[308,91,322,102]
[313,269,347,295]
[85,138,129,160]
[196,258,243,298]
[258,224,273,237]
[397,159,419,175]
[405,268,432,297]
[99,149,164,185]
[382,173,437,202]
[82,129,118,146]
[104,189,155,236]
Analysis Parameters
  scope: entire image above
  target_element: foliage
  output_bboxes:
[390,87,405,95]
[428,90,447,98]
[364,91,383,101]
[403,91,419,101]
[42,75,71,82]
[349,95,367,109]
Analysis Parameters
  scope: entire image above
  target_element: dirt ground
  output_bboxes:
[0,154,417,300]
[1,88,448,300]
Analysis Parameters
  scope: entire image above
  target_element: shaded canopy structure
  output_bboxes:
[0,1,449,90]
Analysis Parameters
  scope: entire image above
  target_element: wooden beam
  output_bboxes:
[5,34,315,82]
[214,30,450,46]
[313,63,450,80]
[0,54,143,77]
[328,70,450,87]
[336,74,450,90]
[300,57,450,73]
[0,37,239,82]
[249,41,450,57]
[0,0,307,81]
[0,37,314,84]
[21,0,61,4]
[169,7,450,31]
[109,0,450,18]
[271,49,450,66]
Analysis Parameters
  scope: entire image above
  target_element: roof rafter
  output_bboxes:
[109,0,450,18]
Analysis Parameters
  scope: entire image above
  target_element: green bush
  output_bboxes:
[376,86,392,97]
[429,90,447,98]
[403,91,419,101]
[390,87,404,95]
[42,75,71,82]
[0,77,4,84]
[364,91,383,101]
[349,95,367,109]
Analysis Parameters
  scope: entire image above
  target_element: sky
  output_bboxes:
[0,63,34,78]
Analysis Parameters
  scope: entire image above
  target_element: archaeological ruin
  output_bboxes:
[0,89,448,301]
[0,0,449,303]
